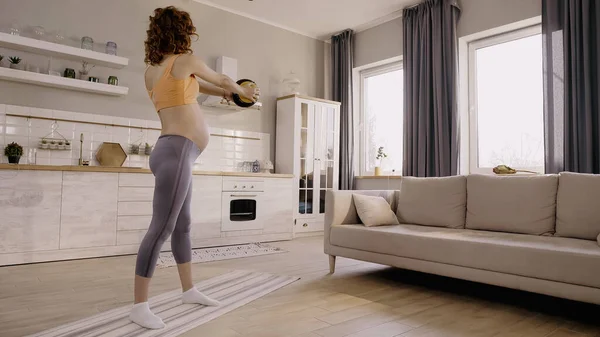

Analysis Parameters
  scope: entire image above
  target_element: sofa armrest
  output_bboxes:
[324,190,397,254]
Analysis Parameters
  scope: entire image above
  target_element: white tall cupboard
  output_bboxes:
[276,94,341,235]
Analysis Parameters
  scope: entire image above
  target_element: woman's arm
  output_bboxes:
[197,80,232,100]
[183,54,258,101]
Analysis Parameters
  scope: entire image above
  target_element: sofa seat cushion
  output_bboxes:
[330,224,600,289]
[396,176,466,228]
[556,172,600,240]
[466,174,558,235]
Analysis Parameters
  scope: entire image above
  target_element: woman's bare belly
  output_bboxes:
[157,104,210,151]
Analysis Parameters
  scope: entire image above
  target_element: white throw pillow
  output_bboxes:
[353,194,400,227]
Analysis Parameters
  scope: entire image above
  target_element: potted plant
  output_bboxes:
[130,143,140,155]
[9,56,22,70]
[4,142,23,164]
[40,139,48,149]
[58,140,64,150]
[0,55,4,68]
[65,141,71,150]
[50,140,57,150]
[374,146,387,176]
[144,143,153,155]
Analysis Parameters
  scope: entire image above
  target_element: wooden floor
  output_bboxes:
[1,236,599,337]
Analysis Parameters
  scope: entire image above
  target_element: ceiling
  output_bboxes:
[192,0,419,40]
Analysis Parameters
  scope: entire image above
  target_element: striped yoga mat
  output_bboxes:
[27,270,300,337]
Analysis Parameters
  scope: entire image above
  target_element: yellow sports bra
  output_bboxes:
[146,54,199,112]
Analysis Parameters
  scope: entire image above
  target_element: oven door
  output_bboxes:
[221,192,264,231]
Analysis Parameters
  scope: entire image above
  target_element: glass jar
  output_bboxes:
[32,26,46,40]
[9,23,20,36]
[52,30,65,44]
[105,41,117,55]
[81,36,93,50]
[64,68,76,79]
[108,76,118,86]
[27,148,37,165]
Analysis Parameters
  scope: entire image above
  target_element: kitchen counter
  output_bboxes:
[0,166,294,266]
[0,164,293,178]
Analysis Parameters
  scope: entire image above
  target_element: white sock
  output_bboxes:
[182,287,221,306]
[129,302,165,329]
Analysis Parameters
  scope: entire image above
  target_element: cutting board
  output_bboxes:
[95,142,128,167]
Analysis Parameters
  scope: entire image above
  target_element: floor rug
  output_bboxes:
[27,270,300,337]
[156,243,286,269]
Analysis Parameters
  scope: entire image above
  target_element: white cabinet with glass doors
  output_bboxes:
[275,95,341,234]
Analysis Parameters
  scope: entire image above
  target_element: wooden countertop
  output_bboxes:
[0,164,294,178]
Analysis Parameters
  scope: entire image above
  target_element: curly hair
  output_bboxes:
[144,6,198,65]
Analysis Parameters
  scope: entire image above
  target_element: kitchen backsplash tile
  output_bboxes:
[0,104,270,171]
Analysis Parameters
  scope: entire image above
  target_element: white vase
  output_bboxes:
[9,63,22,70]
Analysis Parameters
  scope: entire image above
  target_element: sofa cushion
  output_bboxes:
[330,224,600,289]
[396,176,466,228]
[353,194,399,227]
[555,172,600,240]
[466,174,558,235]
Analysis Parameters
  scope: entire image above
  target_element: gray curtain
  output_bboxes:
[542,0,600,174]
[331,29,354,190]
[402,0,461,177]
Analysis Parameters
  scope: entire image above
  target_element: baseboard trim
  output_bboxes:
[294,231,324,238]
[0,233,293,266]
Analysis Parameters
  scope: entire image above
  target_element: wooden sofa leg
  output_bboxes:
[329,255,336,274]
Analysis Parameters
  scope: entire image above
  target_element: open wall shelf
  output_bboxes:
[0,32,128,69]
[0,67,129,96]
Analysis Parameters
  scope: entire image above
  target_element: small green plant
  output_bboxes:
[65,141,70,146]
[9,56,21,64]
[4,142,23,157]
[50,140,56,144]
[58,141,64,145]
[0,55,4,62]
[376,146,387,161]
[41,139,47,144]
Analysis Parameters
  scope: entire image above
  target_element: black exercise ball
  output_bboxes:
[232,79,258,108]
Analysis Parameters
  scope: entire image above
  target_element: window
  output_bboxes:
[468,25,544,173]
[358,62,404,175]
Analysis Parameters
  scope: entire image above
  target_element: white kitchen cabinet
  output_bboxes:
[0,170,62,253]
[60,172,118,249]
[116,173,154,246]
[276,94,341,234]
[190,176,223,240]
[0,167,293,266]
[261,178,294,234]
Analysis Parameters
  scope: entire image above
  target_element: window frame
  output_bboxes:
[467,24,544,174]
[356,60,404,176]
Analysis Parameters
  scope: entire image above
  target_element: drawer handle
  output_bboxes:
[303,223,308,227]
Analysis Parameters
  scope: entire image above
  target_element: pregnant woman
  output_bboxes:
[130,6,259,329]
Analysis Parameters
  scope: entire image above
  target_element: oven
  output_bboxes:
[221,179,265,231]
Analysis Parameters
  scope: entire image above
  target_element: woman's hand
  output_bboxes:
[223,89,233,102]
[241,85,260,102]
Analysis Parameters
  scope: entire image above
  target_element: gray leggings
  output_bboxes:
[135,135,201,278]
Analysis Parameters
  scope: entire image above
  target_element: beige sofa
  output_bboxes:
[325,172,600,305]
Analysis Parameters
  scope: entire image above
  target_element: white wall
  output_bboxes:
[354,0,541,67]
[0,0,325,156]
